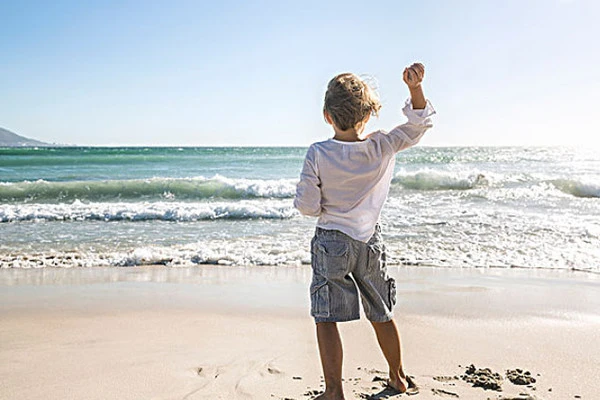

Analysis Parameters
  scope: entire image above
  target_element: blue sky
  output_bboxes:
[1,0,598,146]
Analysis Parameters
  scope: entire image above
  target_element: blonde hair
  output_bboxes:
[323,73,381,131]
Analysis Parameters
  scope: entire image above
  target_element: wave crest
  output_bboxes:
[392,170,489,191]
[551,179,600,198]
[0,175,297,202]
[0,200,296,222]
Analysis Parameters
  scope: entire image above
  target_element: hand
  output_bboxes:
[403,63,425,89]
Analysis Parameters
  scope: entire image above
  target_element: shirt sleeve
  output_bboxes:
[378,98,436,154]
[294,145,322,217]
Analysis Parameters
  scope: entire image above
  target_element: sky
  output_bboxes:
[1,0,598,147]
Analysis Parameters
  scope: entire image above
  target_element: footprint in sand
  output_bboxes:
[431,388,460,398]
[196,366,222,380]
[180,366,224,399]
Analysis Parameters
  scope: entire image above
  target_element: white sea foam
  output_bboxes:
[391,169,600,200]
[0,240,312,269]
[0,199,297,222]
[392,169,491,190]
[3,226,598,272]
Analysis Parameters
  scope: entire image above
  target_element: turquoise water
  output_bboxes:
[1,146,599,271]
[0,147,306,182]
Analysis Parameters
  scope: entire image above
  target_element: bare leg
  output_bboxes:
[370,319,415,393]
[314,322,345,400]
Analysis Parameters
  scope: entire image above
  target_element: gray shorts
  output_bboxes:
[309,224,397,323]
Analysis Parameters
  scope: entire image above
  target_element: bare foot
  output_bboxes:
[386,376,407,393]
[387,374,419,395]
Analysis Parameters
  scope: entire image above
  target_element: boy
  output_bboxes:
[294,64,434,400]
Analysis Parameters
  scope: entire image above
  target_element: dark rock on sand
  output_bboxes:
[506,369,536,385]
[461,364,503,391]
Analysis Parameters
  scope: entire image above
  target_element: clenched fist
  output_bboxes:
[403,63,425,89]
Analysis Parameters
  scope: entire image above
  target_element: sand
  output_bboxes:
[1,266,599,400]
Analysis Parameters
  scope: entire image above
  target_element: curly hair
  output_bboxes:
[323,73,381,131]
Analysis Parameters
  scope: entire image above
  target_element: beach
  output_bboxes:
[1,265,598,400]
[3,0,600,398]
[1,146,599,399]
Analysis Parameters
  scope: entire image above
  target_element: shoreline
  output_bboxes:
[1,266,599,399]
[2,265,599,317]
[3,252,599,274]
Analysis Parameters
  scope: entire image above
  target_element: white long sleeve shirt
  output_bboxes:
[294,99,435,242]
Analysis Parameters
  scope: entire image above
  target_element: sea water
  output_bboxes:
[1,146,599,271]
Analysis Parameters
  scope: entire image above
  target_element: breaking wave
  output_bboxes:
[0,175,297,202]
[0,199,296,222]
[550,179,600,198]
[392,170,490,191]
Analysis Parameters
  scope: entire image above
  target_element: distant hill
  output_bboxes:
[0,127,53,147]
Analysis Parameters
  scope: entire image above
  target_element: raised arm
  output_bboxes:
[377,63,435,154]
[403,63,426,109]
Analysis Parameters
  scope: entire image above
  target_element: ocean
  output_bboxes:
[1,146,599,272]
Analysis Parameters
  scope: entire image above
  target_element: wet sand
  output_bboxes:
[1,266,599,399]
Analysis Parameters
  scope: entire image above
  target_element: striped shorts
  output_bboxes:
[309,224,397,323]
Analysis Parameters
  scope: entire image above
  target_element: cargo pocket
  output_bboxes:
[387,278,397,310]
[310,280,330,318]
[316,240,349,276]
[367,240,387,272]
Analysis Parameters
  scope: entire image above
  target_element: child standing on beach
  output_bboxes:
[294,64,434,399]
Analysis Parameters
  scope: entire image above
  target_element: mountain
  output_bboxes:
[0,127,53,147]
